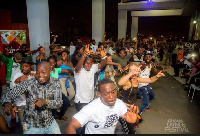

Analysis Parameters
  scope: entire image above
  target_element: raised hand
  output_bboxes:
[122,103,138,124]
[83,44,91,57]
[100,46,106,58]
[156,70,165,78]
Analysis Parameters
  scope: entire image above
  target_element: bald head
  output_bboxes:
[37,61,51,71]
[36,61,51,84]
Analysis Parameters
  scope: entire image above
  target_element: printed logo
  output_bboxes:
[165,119,189,133]
[104,114,118,128]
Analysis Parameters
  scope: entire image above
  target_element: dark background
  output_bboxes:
[0,0,200,44]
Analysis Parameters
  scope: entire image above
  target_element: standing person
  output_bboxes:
[164,42,174,65]
[65,78,139,134]
[57,51,75,101]
[35,46,48,65]
[0,62,63,134]
[74,44,107,112]
[90,39,98,53]
[48,55,71,121]
[69,41,76,60]
[138,52,160,115]
[10,57,35,133]
[0,51,22,89]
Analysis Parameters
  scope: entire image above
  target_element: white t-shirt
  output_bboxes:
[74,64,99,103]
[73,97,127,134]
[10,61,21,87]
[138,64,152,88]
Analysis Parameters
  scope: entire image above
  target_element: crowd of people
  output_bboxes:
[0,33,199,134]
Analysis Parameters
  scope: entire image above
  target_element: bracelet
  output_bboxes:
[101,56,107,59]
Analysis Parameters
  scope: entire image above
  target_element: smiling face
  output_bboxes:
[119,50,126,59]
[21,63,32,75]
[129,64,141,76]
[100,83,117,106]
[48,58,56,70]
[36,62,51,85]
[144,54,152,64]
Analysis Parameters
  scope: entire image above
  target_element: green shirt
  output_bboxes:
[50,68,62,79]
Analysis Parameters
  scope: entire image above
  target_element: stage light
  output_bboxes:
[193,20,197,24]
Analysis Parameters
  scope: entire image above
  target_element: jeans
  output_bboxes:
[60,93,70,117]
[23,120,61,134]
[52,93,70,118]
[16,105,26,133]
[139,85,156,115]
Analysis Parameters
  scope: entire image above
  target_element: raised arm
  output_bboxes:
[0,81,28,116]
[75,44,90,73]
[138,70,165,83]
[98,46,107,69]
[118,72,133,86]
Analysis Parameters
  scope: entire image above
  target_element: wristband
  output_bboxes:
[101,56,107,59]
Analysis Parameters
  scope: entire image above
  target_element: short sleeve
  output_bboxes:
[125,54,132,60]
[73,105,92,127]
[93,64,99,73]
[57,68,62,74]
[118,99,127,116]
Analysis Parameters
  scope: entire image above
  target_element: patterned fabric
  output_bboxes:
[104,65,116,79]
[0,77,63,128]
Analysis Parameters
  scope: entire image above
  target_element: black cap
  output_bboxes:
[21,57,34,65]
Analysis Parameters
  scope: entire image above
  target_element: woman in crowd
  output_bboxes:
[57,51,75,101]
[36,46,48,65]
[47,55,71,121]
[118,63,165,134]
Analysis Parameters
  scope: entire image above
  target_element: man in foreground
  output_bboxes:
[65,78,138,134]
[0,62,63,134]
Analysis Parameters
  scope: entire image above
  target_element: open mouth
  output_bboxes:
[108,100,116,105]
